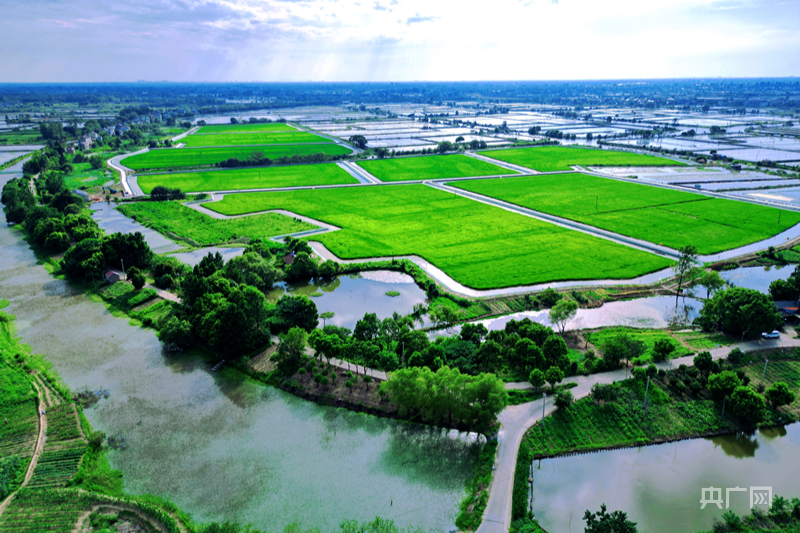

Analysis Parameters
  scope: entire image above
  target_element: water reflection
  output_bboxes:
[531,424,800,533]
[708,432,759,459]
[0,205,475,533]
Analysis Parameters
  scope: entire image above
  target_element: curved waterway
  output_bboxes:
[530,424,800,533]
[0,207,480,531]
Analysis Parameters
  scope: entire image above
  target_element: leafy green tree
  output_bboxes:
[583,504,638,533]
[529,368,545,389]
[461,322,488,346]
[44,231,70,252]
[651,338,675,362]
[275,295,319,332]
[348,135,368,149]
[318,260,339,278]
[61,238,105,280]
[693,351,714,375]
[730,386,766,426]
[554,390,574,410]
[765,382,796,408]
[545,366,564,391]
[543,336,569,369]
[127,266,146,290]
[160,317,193,348]
[695,270,726,299]
[697,287,782,339]
[354,313,381,342]
[707,370,741,399]
[514,338,545,371]
[286,252,318,281]
[277,327,309,375]
[549,299,578,333]
[103,232,152,270]
[476,339,502,372]
[224,252,276,294]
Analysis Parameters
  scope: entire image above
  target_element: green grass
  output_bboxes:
[117,200,316,247]
[137,163,357,194]
[182,131,332,148]
[63,163,111,191]
[588,327,694,363]
[0,488,101,533]
[741,360,800,416]
[356,154,515,182]
[204,184,673,289]
[121,144,352,170]
[452,173,800,254]
[478,145,683,172]
[197,123,298,134]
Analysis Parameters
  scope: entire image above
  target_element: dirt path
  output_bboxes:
[0,379,48,518]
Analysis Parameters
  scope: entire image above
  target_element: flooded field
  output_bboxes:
[530,424,800,533]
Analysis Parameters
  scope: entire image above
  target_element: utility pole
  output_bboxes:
[760,359,769,387]
[721,396,726,420]
[643,376,651,412]
[121,259,125,278]
[542,393,546,419]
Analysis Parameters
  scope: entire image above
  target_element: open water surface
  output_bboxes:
[530,425,800,533]
[0,193,480,532]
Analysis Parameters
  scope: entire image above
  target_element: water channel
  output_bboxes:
[0,203,480,532]
[530,424,800,533]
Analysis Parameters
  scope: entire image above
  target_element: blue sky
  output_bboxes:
[1,0,798,81]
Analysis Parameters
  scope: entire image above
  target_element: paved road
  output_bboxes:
[107,149,147,197]
[476,333,800,533]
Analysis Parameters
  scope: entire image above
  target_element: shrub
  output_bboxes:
[554,390,574,410]
[730,386,766,426]
[765,382,795,408]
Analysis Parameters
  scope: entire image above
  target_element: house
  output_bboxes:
[88,132,98,141]
[78,137,93,150]
[65,146,76,155]
[104,270,124,284]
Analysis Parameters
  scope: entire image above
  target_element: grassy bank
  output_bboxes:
[356,154,515,182]
[478,145,685,172]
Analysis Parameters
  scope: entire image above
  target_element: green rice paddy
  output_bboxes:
[204,185,673,289]
[478,146,684,172]
[182,131,332,147]
[197,123,298,134]
[452,173,800,254]
[121,144,352,170]
[117,201,316,246]
[356,154,515,182]
[137,163,357,194]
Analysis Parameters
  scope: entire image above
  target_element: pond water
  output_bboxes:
[530,424,800,533]
[269,271,428,331]
[91,202,182,254]
[0,198,479,532]
[720,265,793,293]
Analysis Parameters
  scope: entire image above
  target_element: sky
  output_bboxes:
[1,0,799,82]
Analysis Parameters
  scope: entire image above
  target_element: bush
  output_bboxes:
[538,288,561,308]
[44,231,70,252]
[554,390,574,410]
[765,382,796,408]
[730,386,766,426]
[652,338,675,362]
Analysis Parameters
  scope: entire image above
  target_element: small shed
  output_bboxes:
[104,271,123,284]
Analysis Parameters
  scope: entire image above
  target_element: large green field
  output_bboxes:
[137,163,358,194]
[182,131,332,147]
[197,123,298,134]
[478,146,684,172]
[121,144,352,170]
[355,154,515,182]
[452,173,800,254]
[117,201,316,246]
[204,185,673,289]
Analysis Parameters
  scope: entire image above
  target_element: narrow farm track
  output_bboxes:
[0,380,48,519]
[476,334,800,533]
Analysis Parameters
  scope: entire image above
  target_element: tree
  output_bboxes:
[730,386,766,426]
[554,390,574,410]
[583,504,638,533]
[275,295,319,333]
[529,368,545,389]
[348,135,368,149]
[695,270,726,299]
[543,335,569,369]
[277,327,308,375]
[127,266,146,290]
[549,299,578,333]
[696,288,782,339]
[44,232,70,253]
[461,322,488,346]
[286,252,318,281]
[545,366,564,391]
[224,252,276,294]
[693,351,714,375]
[675,245,698,307]
[476,340,502,372]
[320,311,335,327]
[765,382,796,408]
[707,370,742,399]
[651,338,675,362]
[159,317,193,349]
[354,313,381,342]
[103,232,152,270]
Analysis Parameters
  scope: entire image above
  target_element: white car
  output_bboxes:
[761,331,781,340]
